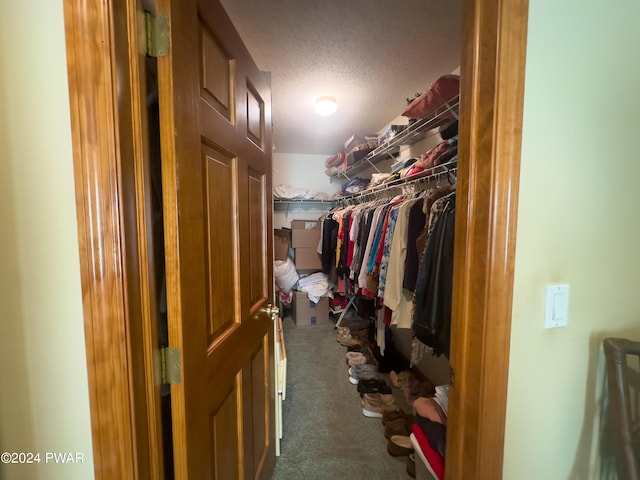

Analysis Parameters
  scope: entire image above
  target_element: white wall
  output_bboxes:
[273,152,340,228]
[504,1,640,478]
[0,2,94,479]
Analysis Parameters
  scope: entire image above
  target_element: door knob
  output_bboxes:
[260,304,279,319]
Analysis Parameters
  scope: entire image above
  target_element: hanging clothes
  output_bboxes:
[413,193,456,358]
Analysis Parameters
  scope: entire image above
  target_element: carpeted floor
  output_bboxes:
[272,315,411,480]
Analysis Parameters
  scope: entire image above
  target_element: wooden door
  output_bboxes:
[155,0,275,478]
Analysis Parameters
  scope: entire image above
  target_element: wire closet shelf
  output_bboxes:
[337,159,457,207]
[330,94,460,181]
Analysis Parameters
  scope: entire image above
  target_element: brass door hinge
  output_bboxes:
[154,347,181,385]
[137,11,169,57]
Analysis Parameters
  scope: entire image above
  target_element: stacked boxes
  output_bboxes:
[291,220,322,271]
[290,219,327,325]
[274,228,291,261]
[292,291,329,326]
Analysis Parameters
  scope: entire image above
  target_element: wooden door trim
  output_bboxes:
[63,0,137,478]
[63,0,529,478]
[448,0,529,478]
[64,0,159,478]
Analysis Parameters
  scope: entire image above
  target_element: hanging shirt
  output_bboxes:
[384,199,418,328]
[402,198,426,292]
[358,205,386,289]
[378,203,403,298]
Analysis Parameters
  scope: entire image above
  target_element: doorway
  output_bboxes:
[63,0,529,478]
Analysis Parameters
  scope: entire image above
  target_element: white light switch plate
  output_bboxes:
[545,284,569,329]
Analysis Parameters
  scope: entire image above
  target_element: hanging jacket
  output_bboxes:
[412,195,456,357]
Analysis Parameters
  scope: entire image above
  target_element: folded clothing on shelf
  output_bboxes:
[325,164,346,177]
[369,172,391,187]
[379,124,407,145]
[345,142,378,166]
[344,133,379,152]
[341,177,369,195]
[325,150,347,167]
[390,157,417,175]
[273,184,330,200]
[439,120,458,140]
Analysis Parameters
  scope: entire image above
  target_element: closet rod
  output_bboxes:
[337,160,457,206]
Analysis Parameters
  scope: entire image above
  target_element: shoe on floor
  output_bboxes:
[406,453,416,478]
[361,393,397,418]
[345,351,367,366]
[384,417,412,439]
[390,370,416,388]
[348,363,377,384]
[381,409,415,426]
[350,364,377,377]
[401,379,436,404]
[387,435,414,456]
[337,327,363,347]
[357,378,392,395]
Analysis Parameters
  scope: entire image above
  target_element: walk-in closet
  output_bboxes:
[58,0,529,478]
[220,1,464,477]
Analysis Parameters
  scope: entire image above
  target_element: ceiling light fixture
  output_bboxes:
[314,96,337,116]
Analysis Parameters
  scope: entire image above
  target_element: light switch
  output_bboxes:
[545,284,569,329]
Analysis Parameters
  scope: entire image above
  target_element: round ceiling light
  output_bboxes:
[314,96,337,116]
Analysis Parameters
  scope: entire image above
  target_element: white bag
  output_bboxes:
[274,257,299,293]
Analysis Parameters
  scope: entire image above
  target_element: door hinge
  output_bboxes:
[154,347,181,385]
[450,366,456,387]
[137,11,169,57]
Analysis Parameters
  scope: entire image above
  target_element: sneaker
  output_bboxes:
[350,364,377,376]
[357,378,392,395]
[362,393,396,418]
[348,364,377,384]
[361,395,385,418]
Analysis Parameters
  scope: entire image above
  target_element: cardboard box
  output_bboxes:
[294,247,322,271]
[291,220,321,248]
[292,291,329,326]
[274,228,291,261]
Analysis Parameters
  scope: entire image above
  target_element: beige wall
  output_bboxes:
[0,1,94,479]
[504,1,640,478]
[273,152,341,228]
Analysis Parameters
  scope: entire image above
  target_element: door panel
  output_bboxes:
[246,83,264,147]
[248,170,267,309]
[211,383,241,479]
[156,0,274,478]
[200,21,235,122]
[203,147,237,341]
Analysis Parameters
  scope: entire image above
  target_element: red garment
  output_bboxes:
[383,306,392,325]
[412,424,445,480]
[406,166,425,177]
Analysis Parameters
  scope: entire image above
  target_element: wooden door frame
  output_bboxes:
[447,0,529,478]
[63,0,529,478]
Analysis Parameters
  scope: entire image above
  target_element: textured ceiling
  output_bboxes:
[220,0,463,156]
